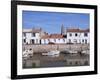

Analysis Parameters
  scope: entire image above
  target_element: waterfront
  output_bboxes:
[23,47,89,68]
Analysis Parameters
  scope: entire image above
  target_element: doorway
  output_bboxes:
[31,39,34,44]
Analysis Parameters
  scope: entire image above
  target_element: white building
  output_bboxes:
[22,28,47,44]
[62,28,90,44]
[22,27,90,45]
[41,34,66,44]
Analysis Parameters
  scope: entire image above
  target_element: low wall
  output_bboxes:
[23,44,89,53]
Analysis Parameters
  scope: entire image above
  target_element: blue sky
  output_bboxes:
[22,11,90,34]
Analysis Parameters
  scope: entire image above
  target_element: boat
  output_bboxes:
[42,50,60,57]
[23,49,33,58]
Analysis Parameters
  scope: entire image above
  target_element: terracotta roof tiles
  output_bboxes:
[42,34,63,39]
[67,28,89,32]
[23,29,41,33]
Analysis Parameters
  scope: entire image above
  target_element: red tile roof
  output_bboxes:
[41,34,63,39]
[67,28,89,32]
[23,29,41,33]
[32,29,41,33]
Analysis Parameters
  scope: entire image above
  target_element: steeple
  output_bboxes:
[61,24,64,35]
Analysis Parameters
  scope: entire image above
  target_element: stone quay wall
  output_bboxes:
[23,44,89,53]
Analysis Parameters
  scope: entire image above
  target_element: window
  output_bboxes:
[32,33,35,37]
[40,40,41,44]
[82,39,84,43]
[75,33,78,37]
[31,39,34,44]
[69,39,71,43]
[69,33,72,36]
[74,39,77,43]
[84,33,88,37]
[24,39,26,43]
[85,39,87,44]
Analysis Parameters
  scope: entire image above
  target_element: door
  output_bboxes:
[85,39,87,44]
[31,39,34,44]
[40,40,41,44]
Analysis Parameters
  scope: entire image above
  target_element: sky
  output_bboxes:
[22,11,90,34]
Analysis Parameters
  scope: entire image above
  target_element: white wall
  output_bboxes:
[25,33,32,44]
[23,32,40,44]
[67,32,90,44]
[41,38,67,44]
[31,33,40,44]
[0,0,99,80]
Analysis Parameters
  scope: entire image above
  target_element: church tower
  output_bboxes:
[61,24,65,35]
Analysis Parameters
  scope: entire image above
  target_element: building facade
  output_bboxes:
[22,28,46,44]
[22,27,90,45]
[41,34,67,44]
[62,28,90,44]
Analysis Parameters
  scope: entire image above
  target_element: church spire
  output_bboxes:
[61,24,64,35]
